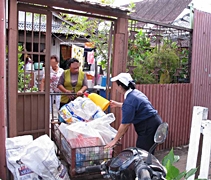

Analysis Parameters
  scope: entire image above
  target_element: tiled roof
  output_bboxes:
[18,21,85,35]
[129,0,192,24]
[17,12,85,35]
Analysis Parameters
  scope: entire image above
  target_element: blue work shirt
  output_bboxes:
[122,89,157,124]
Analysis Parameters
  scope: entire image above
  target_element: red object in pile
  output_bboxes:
[67,134,102,148]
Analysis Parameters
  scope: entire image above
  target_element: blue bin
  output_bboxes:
[101,76,112,87]
[101,76,107,87]
[99,89,106,98]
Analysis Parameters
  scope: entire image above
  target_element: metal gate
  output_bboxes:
[9,3,51,138]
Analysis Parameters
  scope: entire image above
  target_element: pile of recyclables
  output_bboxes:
[56,94,118,174]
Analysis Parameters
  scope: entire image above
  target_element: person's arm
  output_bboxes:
[105,123,131,149]
[76,73,88,96]
[77,85,88,96]
[58,84,70,93]
[40,78,45,92]
[57,72,68,93]
[110,100,123,108]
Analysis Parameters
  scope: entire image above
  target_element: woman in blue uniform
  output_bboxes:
[105,73,162,153]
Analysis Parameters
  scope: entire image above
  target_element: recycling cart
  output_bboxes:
[50,93,121,179]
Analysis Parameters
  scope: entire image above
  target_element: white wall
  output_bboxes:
[50,38,60,61]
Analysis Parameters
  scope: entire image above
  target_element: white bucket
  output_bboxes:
[87,80,94,88]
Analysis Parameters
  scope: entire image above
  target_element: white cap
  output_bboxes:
[111,73,133,86]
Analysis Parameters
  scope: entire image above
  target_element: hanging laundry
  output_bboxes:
[71,45,85,69]
[87,50,95,64]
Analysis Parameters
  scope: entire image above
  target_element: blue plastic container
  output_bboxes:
[101,76,112,87]
[101,76,107,87]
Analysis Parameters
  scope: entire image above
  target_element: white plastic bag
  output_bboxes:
[70,97,88,120]
[71,97,106,120]
[90,113,116,125]
[89,113,117,143]
[59,103,85,124]
[21,135,70,180]
[5,135,40,180]
[94,124,117,144]
[63,121,105,145]
[59,113,117,146]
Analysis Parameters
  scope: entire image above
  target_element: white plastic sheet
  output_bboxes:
[6,135,40,180]
[21,135,70,180]
[6,134,70,180]
[59,113,117,145]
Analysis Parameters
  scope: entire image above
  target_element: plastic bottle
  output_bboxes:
[84,92,110,111]
[92,107,106,119]
[81,98,98,120]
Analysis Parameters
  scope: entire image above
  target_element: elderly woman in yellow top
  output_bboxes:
[57,58,88,108]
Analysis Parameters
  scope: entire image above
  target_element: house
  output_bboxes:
[1,1,130,178]
[2,0,211,179]
[128,0,192,28]
[17,11,88,64]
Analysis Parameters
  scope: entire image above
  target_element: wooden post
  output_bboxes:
[8,0,18,137]
[186,106,208,180]
[0,0,7,178]
[111,17,128,131]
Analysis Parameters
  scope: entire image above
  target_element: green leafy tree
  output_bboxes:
[61,0,135,71]
[128,29,151,66]
[61,0,114,70]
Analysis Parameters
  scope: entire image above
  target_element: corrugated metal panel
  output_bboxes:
[191,10,211,119]
[118,84,192,150]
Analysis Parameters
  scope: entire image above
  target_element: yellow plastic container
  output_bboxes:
[84,92,110,111]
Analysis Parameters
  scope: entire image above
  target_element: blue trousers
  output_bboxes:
[134,114,163,154]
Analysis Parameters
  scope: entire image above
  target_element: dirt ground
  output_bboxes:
[155,145,211,179]
[154,145,189,172]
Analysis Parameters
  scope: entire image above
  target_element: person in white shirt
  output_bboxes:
[40,55,64,111]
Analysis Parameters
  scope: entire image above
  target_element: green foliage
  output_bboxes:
[128,31,182,84]
[18,46,29,92]
[127,28,190,84]
[61,8,112,70]
[128,29,157,84]
[132,64,156,84]
[162,148,198,180]
[147,41,179,84]
[18,46,38,92]
[128,29,151,66]
[127,1,136,14]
